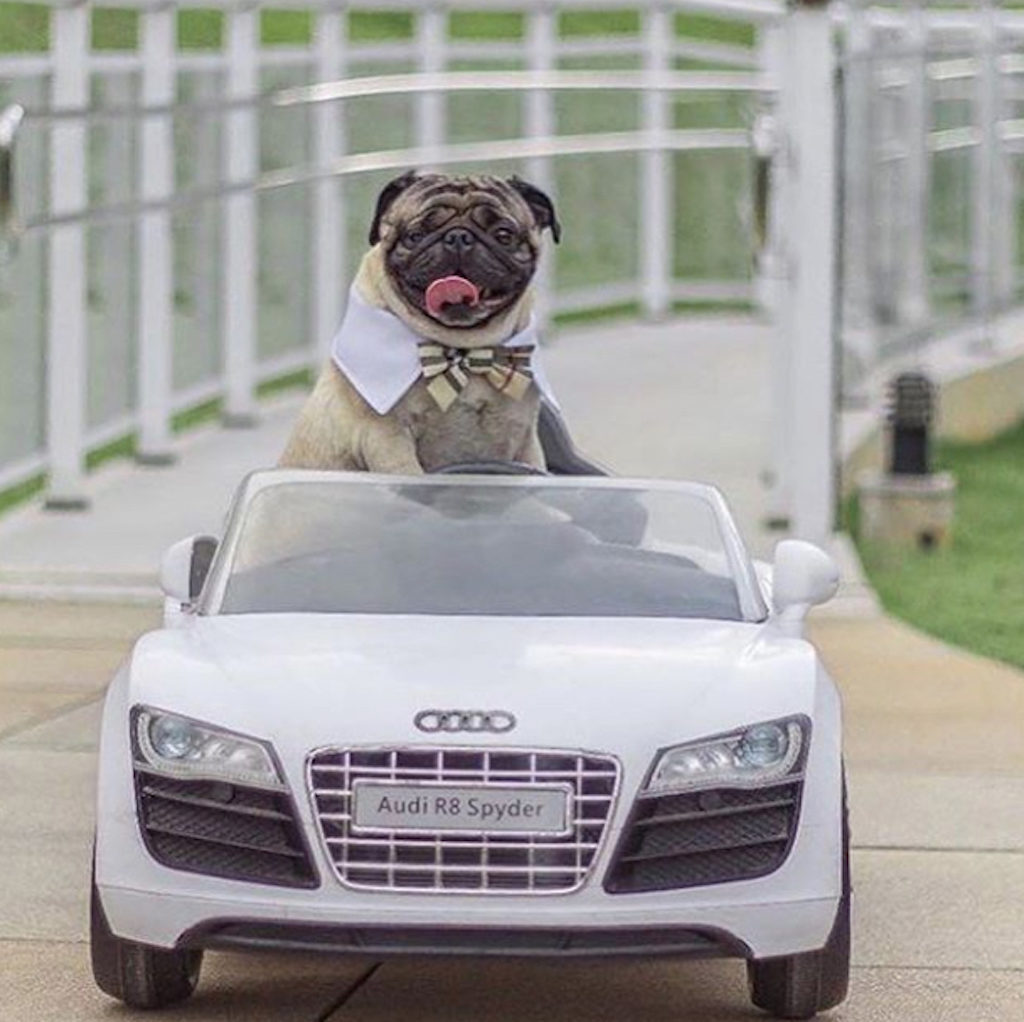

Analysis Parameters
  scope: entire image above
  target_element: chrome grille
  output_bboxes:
[308,747,620,894]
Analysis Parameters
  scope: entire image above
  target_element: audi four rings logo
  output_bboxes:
[414,710,517,734]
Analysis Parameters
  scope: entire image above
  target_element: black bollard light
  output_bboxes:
[859,372,954,551]
[887,372,935,476]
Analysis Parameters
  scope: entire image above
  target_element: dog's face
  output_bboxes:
[368,172,560,330]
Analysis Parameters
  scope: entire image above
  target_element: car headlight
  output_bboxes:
[134,707,284,790]
[646,717,807,795]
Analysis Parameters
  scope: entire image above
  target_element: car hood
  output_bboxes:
[128,614,819,754]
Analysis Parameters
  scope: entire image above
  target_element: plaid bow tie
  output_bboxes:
[418,343,536,411]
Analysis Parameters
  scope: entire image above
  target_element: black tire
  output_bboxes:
[90,867,202,1009]
[746,776,851,1019]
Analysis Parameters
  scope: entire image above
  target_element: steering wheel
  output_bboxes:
[430,461,549,476]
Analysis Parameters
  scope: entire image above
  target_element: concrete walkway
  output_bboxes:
[0,315,777,600]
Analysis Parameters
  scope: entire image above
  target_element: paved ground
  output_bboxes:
[1,314,1021,1018]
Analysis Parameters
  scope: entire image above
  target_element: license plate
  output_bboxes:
[351,781,573,837]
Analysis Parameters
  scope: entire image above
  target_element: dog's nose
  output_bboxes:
[442,227,475,253]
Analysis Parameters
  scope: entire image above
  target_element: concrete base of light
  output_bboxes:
[857,471,956,551]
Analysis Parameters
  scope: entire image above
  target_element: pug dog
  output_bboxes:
[279,171,561,474]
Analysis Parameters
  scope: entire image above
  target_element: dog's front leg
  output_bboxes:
[517,423,547,472]
[358,420,424,474]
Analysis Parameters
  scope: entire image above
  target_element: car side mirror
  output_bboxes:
[160,535,218,616]
[770,540,839,636]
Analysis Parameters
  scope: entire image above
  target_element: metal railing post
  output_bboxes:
[313,3,348,363]
[900,1,930,328]
[753,22,783,320]
[100,74,134,435]
[763,16,795,526]
[971,0,999,347]
[193,72,220,383]
[784,0,838,545]
[990,4,1015,325]
[641,3,672,320]
[222,2,260,427]
[417,5,447,169]
[137,2,177,463]
[839,0,875,402]
[0,104,24,258]
[525,4,557,333]
[45,1,90,509]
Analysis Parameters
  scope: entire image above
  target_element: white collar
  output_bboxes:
[330,286,558,415]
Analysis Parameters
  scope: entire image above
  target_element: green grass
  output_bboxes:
[91,9,137,50]
[451,11,524,40]
[853,420,1024,670]
[179,11,222,50]
[260,10,311,47]
[0,4,750,52]
[0,369,314,513]
[0,2,46,50]
[350,10,413,42]
[561,10,639,36]
[0,472,44,516]
[0,433,138,516]
[167,368,314,434]
[675,12,754,47]
[0,5,744,48]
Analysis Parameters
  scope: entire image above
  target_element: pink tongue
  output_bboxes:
[425,276,480,317]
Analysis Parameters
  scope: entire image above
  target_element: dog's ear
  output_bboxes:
[369,170,420,245]
[509,176,561,244]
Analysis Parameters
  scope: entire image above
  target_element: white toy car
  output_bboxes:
[92,464,849,1019]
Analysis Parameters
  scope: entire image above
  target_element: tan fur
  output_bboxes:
[278,247,544,474]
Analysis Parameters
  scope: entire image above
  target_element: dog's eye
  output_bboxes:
[405,229,425,246]
[493,227,516,246]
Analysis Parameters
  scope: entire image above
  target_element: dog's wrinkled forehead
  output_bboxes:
[369,171,560,246]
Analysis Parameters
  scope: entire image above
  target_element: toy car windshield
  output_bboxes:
[210,475,763,620]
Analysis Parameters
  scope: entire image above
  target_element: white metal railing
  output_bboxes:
[0,0,841,540]
[0,4,774,496]
[10,70,769,227]
[4,1,1020,545]
[837,0,1024,402]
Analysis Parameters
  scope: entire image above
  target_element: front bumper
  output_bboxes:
[96,669,844,961]
[182,919,748,958]
[97,772,842,961]
[100,881,840,960]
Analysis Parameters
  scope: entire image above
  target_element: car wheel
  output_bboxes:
[90,864,202,1008]
[746,775,851,1019]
